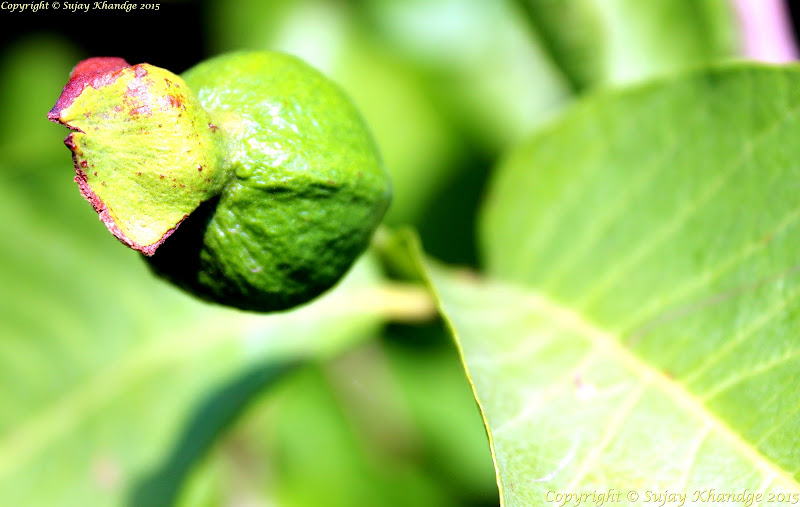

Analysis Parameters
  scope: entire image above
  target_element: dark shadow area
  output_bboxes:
[145,195,220,297]
[788,0,800,43]
[0,0,208,72]
[415,148,494,269]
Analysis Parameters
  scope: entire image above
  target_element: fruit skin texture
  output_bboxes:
[146,52,391,312]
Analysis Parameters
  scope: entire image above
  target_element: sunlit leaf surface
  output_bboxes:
[422,64,800,504]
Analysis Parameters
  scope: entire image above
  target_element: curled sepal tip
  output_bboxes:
[49,57,225,255]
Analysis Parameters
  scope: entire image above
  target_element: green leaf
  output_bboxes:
[424,261,800,504]
[514,0,738,89]
[423,64,800,502]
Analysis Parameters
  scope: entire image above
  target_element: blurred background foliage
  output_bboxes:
[0,0,794,505]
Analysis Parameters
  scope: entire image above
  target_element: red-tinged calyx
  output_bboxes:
[48,57,131,123]
[49,57,228,255]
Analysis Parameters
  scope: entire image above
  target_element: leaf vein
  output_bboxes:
[521,287,800,489]
[575,96,800,310]
[622,205,800,334]
[565,377,650,489]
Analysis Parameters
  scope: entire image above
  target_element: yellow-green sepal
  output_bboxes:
[50,59,228,255]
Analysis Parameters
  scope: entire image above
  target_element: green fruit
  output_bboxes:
[50,51,391,312]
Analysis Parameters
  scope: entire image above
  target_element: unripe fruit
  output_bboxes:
[50,51,391,312]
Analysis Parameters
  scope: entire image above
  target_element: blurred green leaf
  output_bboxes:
[399,64,800,502]
[360,0,569,153]
[510,0,605,92]
[0,34,79,168]
[129,361,299,506]
[598,0,738,84]
[514,0,739,89]
[166,282,495,506]
[175,358,473,507]
[381,324,499,504]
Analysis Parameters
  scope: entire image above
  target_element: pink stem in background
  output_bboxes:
[734,0,798,62]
